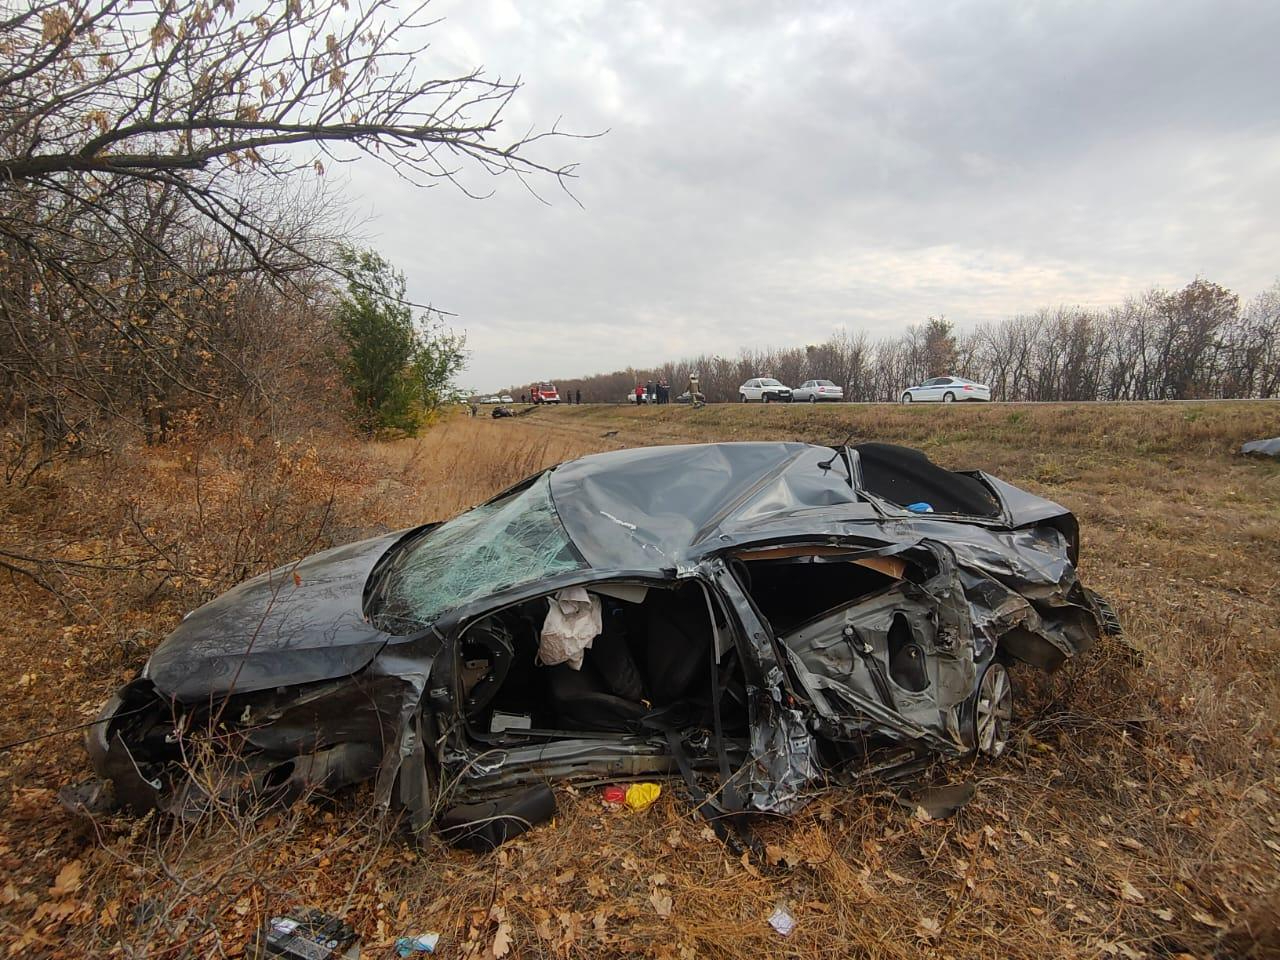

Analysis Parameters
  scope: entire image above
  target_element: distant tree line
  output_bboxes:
[528,278,1280,404]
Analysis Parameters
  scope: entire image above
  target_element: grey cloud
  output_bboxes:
[342,0,1280,389]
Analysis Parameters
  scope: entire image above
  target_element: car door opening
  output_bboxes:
[453,580,750,747]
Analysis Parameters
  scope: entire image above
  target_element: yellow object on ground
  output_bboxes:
[625,782,661,812]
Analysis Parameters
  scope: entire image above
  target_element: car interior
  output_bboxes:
[455,580,750,745]
[728,548,905,635]
[853,442,1001,517]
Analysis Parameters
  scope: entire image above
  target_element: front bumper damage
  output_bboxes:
[63,650,431,821]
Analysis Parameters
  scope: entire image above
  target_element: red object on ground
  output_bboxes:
[602,785,626,805]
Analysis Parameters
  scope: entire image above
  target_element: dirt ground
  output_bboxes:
[1,401,1277,958]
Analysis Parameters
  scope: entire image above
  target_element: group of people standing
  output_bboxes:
[634,379,671,404]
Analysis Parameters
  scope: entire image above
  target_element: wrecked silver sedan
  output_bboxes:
[71,442,1117,845]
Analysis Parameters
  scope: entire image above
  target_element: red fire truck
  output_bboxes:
[530,382,560,404]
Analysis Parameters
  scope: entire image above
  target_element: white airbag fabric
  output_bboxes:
[538,587,602,670]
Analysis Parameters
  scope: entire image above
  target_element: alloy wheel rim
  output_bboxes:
[976,663,1013,757]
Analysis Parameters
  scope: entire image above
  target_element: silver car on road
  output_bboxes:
[900,376,991,403]
[792,379,845,403]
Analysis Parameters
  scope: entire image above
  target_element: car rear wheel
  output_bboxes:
[974,661,1013,758]
[901,393,912,403]
[808,394,817,404]
[943,392,955,403]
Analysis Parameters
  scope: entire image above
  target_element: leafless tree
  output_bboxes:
[1,0,578,470]
[531,278,1277,405]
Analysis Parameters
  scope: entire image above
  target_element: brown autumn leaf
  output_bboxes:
[916,916,942,940]
[1118,880,1145,904]
[50,860,83,897]
[650,890,673,918]
[491,920,512,958]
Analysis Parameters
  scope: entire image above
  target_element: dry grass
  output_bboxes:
[1,402,1277,958]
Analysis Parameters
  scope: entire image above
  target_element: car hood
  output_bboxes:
[145,532,403,701]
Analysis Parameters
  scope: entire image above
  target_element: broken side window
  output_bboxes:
[731,548,905,635]
[451,579,749,745]
[370,474,585,633]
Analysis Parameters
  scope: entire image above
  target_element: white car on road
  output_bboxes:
[739,378,793,403]
[900,376,991,403]
[792,379,845,403]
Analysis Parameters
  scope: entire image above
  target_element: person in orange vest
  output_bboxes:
[634,384,644,405]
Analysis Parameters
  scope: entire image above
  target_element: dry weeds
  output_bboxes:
[1,402,1277,958]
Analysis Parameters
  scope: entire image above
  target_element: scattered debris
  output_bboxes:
[1241,436,1280,458]
[394,932,440,956]
[893,780,977,820]
[601,785,626,806]
[625,782,661,812]
[249,908,360,960]
[767,905,796,937]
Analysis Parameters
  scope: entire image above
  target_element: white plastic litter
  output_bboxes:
[538,587,602,670]
[768,906,796,937]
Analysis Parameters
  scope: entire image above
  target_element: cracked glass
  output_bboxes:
[371,474,584,633]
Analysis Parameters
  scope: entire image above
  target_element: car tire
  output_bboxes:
[808,395,817,404]
[901,393,912,403]
[943,392,955,403]
[973,660,1013,758]
[740,394,747,403]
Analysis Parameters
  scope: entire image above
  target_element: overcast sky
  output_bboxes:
[342,0,1280,391]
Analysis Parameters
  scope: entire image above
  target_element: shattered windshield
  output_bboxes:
[369,474,584,633]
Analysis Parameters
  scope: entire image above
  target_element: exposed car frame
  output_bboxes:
[69,442,1115,842]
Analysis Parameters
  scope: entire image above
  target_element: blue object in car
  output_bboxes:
[907,502,934,513]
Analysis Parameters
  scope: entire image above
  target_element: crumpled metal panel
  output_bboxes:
[550,443,857,571]
[746,696,822,814]
[146,532,402,699]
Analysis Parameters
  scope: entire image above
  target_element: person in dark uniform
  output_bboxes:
[575,389,582,405]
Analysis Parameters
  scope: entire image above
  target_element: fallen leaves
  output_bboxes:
[649,890,673,918]
[915,916,942,940]
[488,905,512,958]
[1117,880,1145,904]
[49,861,83,898]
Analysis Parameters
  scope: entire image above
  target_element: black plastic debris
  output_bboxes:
[249,908,360,960]
[894,780,977,820]
[438,783,557,851]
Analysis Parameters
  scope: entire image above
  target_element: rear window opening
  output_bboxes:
[453,580,749,746]
[853,442,1001,517]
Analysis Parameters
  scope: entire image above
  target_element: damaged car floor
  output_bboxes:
[66,440,1119,851]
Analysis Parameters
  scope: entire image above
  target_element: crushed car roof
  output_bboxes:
[548,441,1029,572]
[549,442,865,570]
